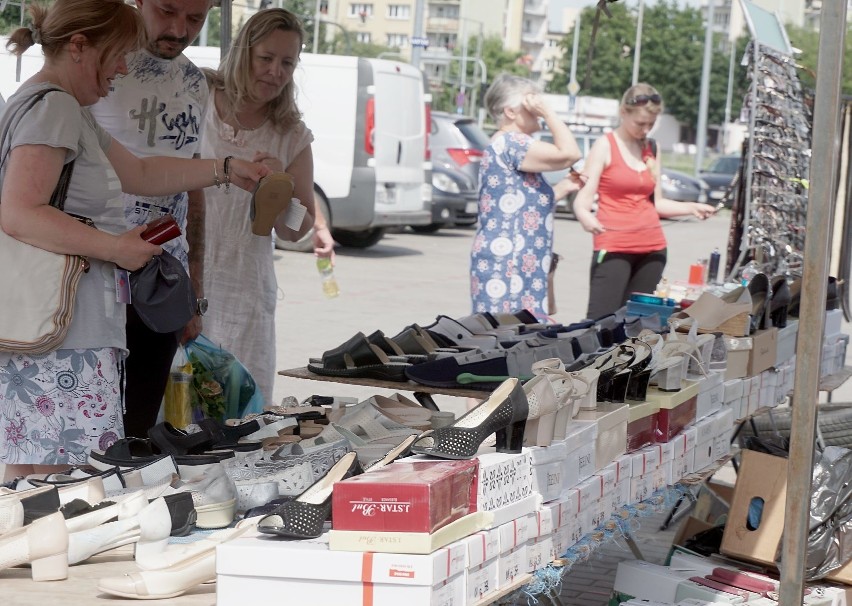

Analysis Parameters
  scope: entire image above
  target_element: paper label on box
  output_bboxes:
[476,451,534,511]
[464,529,500,568]
[497,515,533,553]
[498,545,528,588]
[527,535,553,572]
[533,508,555,538]
[532,460,564,502]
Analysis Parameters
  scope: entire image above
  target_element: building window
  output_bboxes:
[387,4,410,19]
[348,3,374,18]
[546,38,559,48]
[432,5,459,19]
[544,58,555,70]
[428,32,456,50]
[356,32,372,44]
[386,33,409,48]
[320,0,328,13]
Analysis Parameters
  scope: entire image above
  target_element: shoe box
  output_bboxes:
[646,381,699,443]
[626,400,659,452]
[332,459,478,533]
[574,403,629,473]
[217,530,466,606]
[723,328,778,380]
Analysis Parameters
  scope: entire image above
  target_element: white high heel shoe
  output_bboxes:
[67,490,147,565]
[0,511,68,581]
[97,524,253,599]
[521,373,561,447]
[531,359,599,441]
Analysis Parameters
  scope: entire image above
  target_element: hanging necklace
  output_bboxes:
[232,111,268,132]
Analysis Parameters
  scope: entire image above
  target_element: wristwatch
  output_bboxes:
[196,297,208,317]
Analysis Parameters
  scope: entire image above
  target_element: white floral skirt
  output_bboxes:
[0,348,125,465]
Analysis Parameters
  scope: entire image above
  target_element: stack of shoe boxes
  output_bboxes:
[462,527,501,604]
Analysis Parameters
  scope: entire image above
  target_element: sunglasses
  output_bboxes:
[626,93,662,106]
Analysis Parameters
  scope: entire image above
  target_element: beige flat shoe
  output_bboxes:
[250,172,295,236]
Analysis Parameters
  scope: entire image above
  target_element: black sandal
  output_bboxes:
[307,333,411,381]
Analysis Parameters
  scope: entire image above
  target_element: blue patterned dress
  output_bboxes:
[470,132,556,316]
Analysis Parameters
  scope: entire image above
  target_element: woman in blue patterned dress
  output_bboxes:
[471,74,582,317]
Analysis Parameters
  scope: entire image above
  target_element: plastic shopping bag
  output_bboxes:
[184,334,264,422]
[163,345,193,428]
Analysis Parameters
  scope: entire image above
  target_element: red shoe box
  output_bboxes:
[646,381,699,443]
[332,459,478,533]
[626,400,659,452]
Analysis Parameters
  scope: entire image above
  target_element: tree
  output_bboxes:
[549,0,748,132]
[430,35,527,114]
[786,22,852,96]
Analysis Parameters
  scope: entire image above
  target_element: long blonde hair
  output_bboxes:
[205,8,304,132]
[7,0,145,65]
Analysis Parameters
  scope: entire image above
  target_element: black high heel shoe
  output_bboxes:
[769,275,791,328]
[257,452,361,539]
[747,273,771,332]
[591,345,634,404]
[624,339,654,401]
[409,378,528,459]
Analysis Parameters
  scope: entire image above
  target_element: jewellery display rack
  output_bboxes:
[726,41,813,282]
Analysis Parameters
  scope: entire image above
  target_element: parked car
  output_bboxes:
[413,112,490,232]
[661,168,709,203]
[698,154,740,206]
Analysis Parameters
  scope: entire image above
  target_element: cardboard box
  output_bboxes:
[613,560,694,603]
[217,532,467,606]
[723,378,744,404]
[332,459,478,533]
[720,450,787,566]
[562,438,596,491]
[626,400,660,452]
[748,328,778,376]
[462,528,500,568]
[496,514,534,554]
[775,319,799,366]
[465,557,499,605]
[531,459,565,502]
[825,309,843,338]
[560,421,597,454]
[497,544,528,588]
[695,371,725,422]
[472,451,534,512]
[647,382,699,443]
[724,335,752,380]
[574,403,629,471]
[526,534,553,572]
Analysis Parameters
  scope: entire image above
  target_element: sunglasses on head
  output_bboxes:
[626,93,662,106]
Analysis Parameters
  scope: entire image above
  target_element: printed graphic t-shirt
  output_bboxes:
[90,50,209,271]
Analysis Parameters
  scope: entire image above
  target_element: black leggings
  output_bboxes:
[586,249,667,320]
[123,305,180,438]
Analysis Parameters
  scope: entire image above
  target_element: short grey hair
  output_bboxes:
[484,73,541,126]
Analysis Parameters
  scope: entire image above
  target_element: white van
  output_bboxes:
[184,47,432,249]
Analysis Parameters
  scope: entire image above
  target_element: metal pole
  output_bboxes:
[220,0,232,57]
[468,24,483,117]
[312,0,321,54]
[694,0,715,176]
[632,0,644,85]
[723,37,737,153]
[779,0,847,604]
[411,0,425,70]
[459,19,469,114]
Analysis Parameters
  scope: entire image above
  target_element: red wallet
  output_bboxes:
[141,214,181,245]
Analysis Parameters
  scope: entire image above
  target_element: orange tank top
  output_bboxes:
[593,132,667,254]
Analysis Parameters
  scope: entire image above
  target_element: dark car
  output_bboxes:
[698,154,740,205]
[661,168,709,203]
[414,111,490,232]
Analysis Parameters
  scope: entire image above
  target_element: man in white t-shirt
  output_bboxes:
[91,0,213,438]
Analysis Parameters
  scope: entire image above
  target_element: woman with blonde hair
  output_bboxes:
[573,83,716,320]
[200,8,332,402]
[0,0,268,479]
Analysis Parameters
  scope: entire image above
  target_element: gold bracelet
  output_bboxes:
[223,155,233,194]
[213,159,221,189]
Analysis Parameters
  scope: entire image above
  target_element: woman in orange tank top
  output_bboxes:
[573,84,716,320]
